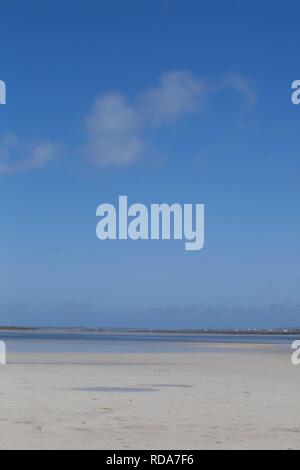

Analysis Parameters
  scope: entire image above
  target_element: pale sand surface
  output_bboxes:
[0,346,299,449]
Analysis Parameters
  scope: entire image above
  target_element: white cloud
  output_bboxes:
[0,71,255,174]
[81,93,144,167]
[0,131,61,175]
[82,70,255,168]
[137,71,206,125]
[81,71,207,168]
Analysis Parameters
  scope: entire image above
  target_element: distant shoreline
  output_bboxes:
[0,326,299,335]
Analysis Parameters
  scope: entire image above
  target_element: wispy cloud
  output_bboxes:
[0,131,62,175]
[81,70,255,168]
[137,71,206,125]
[0,70,255,174]
[81,93,144,167]
[81,71,206,168]
[225,72,256,110]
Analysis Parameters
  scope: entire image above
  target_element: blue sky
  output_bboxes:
[0,0,299,327]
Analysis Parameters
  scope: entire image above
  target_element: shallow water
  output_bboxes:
[0,330,297,354]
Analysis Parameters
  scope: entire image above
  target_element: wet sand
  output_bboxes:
[0,346,299,449]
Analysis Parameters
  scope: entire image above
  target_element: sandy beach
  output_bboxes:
[0,345,299,450]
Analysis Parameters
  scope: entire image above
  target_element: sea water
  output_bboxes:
[0,330,297,354]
